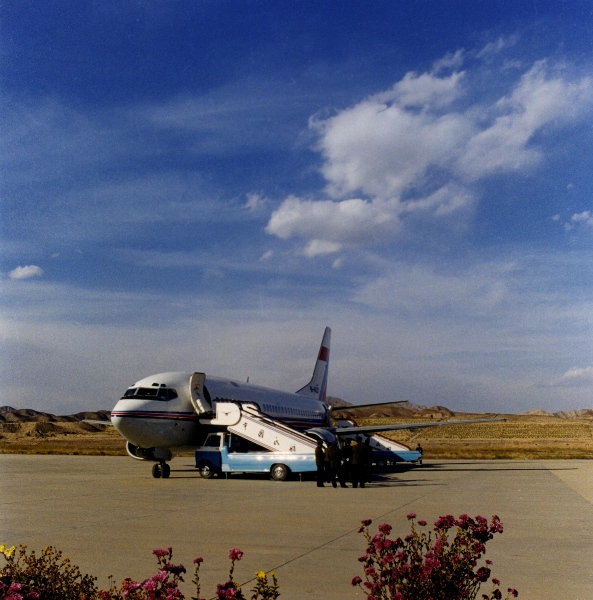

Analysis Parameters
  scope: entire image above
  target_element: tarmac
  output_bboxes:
[1,455,592,599]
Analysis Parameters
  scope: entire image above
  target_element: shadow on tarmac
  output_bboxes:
[418,461,578,472]
[158,460,577,483]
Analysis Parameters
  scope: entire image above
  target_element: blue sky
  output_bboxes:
[1,1,592,415]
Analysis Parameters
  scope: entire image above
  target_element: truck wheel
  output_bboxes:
[162,463,171,478]
[270,463,289,481]
[199,461,215,479]
[152,463,162,478]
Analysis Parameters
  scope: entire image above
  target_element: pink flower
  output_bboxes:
[406,512,416,520]
[418,520,427,526]
[434,515,456,530]
[378,523,392,535]
[228,548,243,561]
[507,588,519,597]
[351,576,362,586]
[492,578,501,586]
[153,548,169,558]
[193,556,204,564]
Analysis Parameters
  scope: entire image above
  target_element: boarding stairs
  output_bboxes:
[200,402,318,453]
[335,419,415,453]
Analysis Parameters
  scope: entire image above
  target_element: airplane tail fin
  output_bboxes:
[296,327,331,402]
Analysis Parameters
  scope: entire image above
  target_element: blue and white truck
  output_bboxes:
[194,432,317,481]
[194,430,421,481]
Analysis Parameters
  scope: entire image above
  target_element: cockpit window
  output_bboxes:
[121,387,178,401]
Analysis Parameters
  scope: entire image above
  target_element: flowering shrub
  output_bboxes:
[0,544,97,600]
[1,514,516,600]
[0,544,279,600]
[353,514,518,600]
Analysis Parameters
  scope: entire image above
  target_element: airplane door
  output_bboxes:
[189,372,211,414]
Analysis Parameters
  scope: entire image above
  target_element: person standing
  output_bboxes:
[351,436,365,488]
[362,437,373,485]
[340,438,353,487]
[315,440,325,487]
[326,442,342,488]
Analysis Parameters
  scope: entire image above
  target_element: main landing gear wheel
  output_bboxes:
[270,463,289,481]
[198,461,216,479]
[152,462,171,479]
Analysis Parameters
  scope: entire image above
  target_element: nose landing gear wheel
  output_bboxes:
[152,462,171,479]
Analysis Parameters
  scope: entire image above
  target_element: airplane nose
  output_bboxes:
[111,409,153,447]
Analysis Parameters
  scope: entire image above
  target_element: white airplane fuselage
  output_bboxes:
[111,371,330,451]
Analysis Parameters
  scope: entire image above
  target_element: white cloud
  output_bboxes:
[266,195,399,249]
[432,49,465,73]
[9,265,44,280]
[476,35,518,61]
[245,192,268,212]
[267,54,593,256]
[553,210,593,231]
[303,240,343,257]
[457,61,593,180]
[548,367,593,388]
[352,260,512,315]
[571,211,593,226]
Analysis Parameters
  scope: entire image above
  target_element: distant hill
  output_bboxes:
[1,402,592,424]
[0,406,111,423]
[329,398,455,419]
[521,408,593,420]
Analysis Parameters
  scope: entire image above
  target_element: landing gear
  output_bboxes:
[152,461,171,479]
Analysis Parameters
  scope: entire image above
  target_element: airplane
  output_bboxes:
[110,327,505,478]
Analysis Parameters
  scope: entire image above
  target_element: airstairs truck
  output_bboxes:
[194,431,316,481]
[194,402,421,481]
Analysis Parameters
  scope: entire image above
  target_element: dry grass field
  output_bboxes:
[0,422,127,456]
[1,410,592,459]
[361,413,593,459]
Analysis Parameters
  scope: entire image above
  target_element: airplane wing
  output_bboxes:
[334,417,506,436]
[331,400,409,411]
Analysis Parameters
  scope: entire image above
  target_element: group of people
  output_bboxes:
[314,436,372,488]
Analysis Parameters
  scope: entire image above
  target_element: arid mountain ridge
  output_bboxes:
[1,401,592,423]
[0,406,111,423]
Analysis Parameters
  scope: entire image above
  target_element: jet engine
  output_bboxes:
[126,441,172,462]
